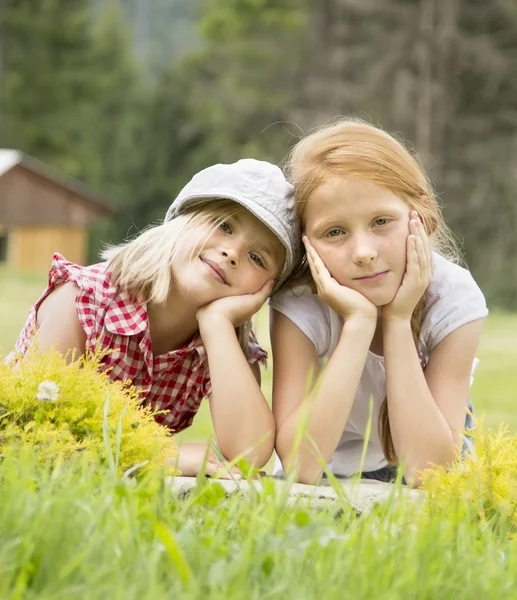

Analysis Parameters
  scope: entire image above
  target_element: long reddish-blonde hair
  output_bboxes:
[285,118,460,463]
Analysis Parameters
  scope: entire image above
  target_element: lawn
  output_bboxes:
[0,446,516,600]
[1,266,517,599]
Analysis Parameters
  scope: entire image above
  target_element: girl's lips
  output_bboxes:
[354,271,389,283]
[201,258,228,285]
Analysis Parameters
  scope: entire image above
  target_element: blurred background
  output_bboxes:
[0,0,516,439]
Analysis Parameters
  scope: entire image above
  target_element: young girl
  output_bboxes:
[11,159,301,477]
[270,119,488,487]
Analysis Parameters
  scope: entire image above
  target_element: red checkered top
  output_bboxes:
[11,254,267,433]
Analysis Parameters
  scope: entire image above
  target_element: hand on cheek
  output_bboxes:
[196,278,275,330]
[382,211,432,322]
[303,236,377,322]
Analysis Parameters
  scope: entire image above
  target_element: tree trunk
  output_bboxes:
[415,0,435,169]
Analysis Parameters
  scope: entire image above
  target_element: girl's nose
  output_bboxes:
[220,242,242,267]
[351,235,377,264]
[221,249,237,266]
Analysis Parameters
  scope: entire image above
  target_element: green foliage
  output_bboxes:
[85,0,153,259]
[0,347,176,475]
[178,0,308,168]
[113,0,199,69]
[0,0,99,175]
[84,0,144,193]
[0,0,151,261]
[421,420,517,532]
[2,444,517,597]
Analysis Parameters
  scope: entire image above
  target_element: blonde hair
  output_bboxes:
[286,118,461,463]
[101,200,267,358]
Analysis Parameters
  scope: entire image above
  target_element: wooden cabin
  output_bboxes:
[0,150,114,273]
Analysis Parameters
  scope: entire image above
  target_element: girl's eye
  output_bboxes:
[326,228,344,238]
[249,252,265,268]
[374,218,389,226]
[219,221,232,234]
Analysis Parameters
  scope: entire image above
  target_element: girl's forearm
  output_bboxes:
[382,319,457,480]
[200,316,275,468]
[276,318,375,484]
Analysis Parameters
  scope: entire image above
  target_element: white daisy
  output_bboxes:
[36,380,60,403]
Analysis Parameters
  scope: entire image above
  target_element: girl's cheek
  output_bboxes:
[314,243,350,280]
[181,228,204,256]
[310,239,333,263]
[384,225,408,253]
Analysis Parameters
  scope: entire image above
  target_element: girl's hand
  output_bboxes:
[304,237,377,321]
[382,211,432,322]
[197,279,274,329]
[169,442,243,479]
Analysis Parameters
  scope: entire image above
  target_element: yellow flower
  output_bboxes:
[0,347,177,476]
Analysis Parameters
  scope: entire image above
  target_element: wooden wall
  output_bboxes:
[7,227,87,273]
[0,166,106,226]
[0,160,112,272]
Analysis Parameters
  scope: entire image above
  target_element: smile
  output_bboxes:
[200,258,229,285]
[354,271,389,283]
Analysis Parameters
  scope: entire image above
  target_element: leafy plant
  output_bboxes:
[421,420,517,533]
[0,347,176,476]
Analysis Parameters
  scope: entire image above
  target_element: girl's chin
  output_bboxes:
[361,289,398,307]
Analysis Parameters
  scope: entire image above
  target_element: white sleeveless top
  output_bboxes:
[269,253,489,477]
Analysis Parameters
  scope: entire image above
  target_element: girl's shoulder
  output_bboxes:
[427,253,482,296]
[421,253,488,353]
[46,253,111,297]
[45,254,149,340]
[42,253,121,324]
[10,254,116,361]
[269,282,340,357]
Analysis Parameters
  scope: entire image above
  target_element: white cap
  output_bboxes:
[164,159,301,286]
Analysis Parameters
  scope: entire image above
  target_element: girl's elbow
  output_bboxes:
[249,422,276,468]
[296,469,324,486]
[247,439,275,469]
[402,467,424,489]
[404,440,458,487]
[221,437,275,470]
[276,448,324,486]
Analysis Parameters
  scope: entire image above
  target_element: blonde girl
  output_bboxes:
[12,159,301,477]
[270,120,487,486]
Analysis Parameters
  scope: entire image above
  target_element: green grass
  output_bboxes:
[0,447,516,599]
[2,267,517,598]
[471,311,517,430]
[0,268,48,355]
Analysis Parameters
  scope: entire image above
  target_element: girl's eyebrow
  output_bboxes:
[312,207,404,228]
[310,215,347,230]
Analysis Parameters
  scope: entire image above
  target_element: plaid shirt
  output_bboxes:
[11,254,267,433]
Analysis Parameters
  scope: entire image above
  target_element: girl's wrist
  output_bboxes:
[342,315,377,334]
[198,312,235,337]
[381,316,412,332]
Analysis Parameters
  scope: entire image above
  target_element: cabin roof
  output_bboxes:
[0,149,115,215]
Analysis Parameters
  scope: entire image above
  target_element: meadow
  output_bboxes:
[1,267,517,599]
